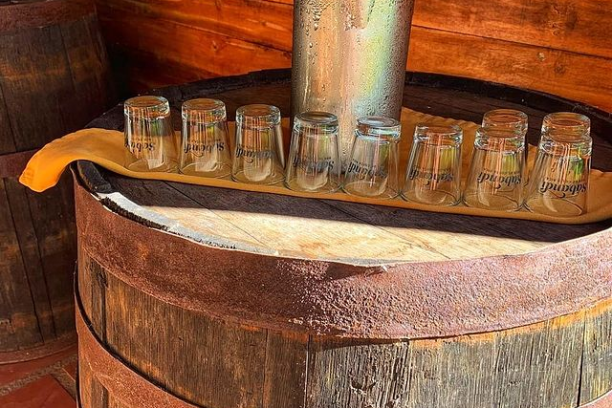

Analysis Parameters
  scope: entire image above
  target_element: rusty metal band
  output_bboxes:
[76,290,198,408]
[581,389,612,408]
[75,181,612,340]
[0,333,76,365]
[0,0,95,33]
[0,149,38,179]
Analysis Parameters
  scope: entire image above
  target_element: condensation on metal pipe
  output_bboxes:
[291,0,415,167]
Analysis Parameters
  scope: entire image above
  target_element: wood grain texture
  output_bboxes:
[0,0,114,356]
[581,303,612,404]
[77,250,612,408]
[93,0,612,111]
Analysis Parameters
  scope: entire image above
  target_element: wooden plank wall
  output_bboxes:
[93,0,612,111]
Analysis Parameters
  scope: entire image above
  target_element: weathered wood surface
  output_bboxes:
[76,226,612,408]
[0,0,114,360]
[77,71,612,408]
[93,0,612,111]
[76,248,612,408]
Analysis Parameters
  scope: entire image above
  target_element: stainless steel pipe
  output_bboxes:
[291,0,415,167]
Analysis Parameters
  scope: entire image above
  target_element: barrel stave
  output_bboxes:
[0,0,113,357]
[77,244,612,408]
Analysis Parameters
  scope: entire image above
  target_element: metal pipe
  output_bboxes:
[291,0,415,167]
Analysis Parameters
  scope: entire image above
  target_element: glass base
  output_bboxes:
[524,195,586,217]
[463,193,522,212]
[343,180,398,199]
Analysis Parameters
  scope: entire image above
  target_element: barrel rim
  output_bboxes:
[74,173,612,340]
[75,70,612,339]
[0,0,95,33]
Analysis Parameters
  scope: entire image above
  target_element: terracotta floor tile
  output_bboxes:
[0,346,77,385]
[0,375,75,408]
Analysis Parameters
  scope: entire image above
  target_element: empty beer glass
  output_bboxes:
[232,104,285,185]
[464,127,526,211]
[179,99,231,178]
[403,125,463,206]
[285,112,341,193]
[482,109,529,137]
[525,112,592,217]
[343,117,401,199]
[124,96,177,172]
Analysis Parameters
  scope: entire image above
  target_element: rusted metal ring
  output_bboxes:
[0,149,38,178]
[75,178,612,340]
[0,333,76,364]
[0,0,95,33]
[76,289,198,408]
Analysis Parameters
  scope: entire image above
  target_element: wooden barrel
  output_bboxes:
[0,0,114,362]
[75,70,612,408]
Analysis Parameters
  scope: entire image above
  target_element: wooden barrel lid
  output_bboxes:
[78,69,612,339]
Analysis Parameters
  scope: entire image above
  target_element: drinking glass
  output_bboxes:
[343,117,401,199]
[179,99,231,178]
[482,109,529,137]
[285,112,341,193]
[464,127,526,211]
[524,112,592,217]
[124,95,177,172]
[232,104,285,185]
[403,125,463,206]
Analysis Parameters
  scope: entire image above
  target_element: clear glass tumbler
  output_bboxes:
[285,112,341,193]
[482,109,529,137]
[403,125,463,206]
[524,112,592,217]
[343,117,401,199]
[180,99,231,178]
[464,127,526,211]
[124,95,177,172]
[232,104,285,185]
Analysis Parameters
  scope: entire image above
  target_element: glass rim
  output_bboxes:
[124,95,169,109]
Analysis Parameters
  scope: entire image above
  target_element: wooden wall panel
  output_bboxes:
[94,0,612,111]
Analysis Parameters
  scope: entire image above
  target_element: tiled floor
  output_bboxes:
[0,346,77,408]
